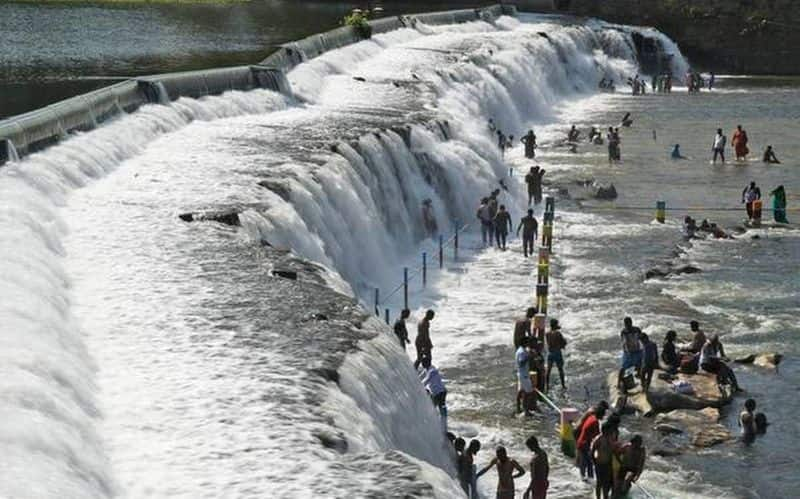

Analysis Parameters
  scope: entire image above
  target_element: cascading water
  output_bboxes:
[0,12,694,498]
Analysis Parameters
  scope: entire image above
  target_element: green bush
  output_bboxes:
[344,11,372,39]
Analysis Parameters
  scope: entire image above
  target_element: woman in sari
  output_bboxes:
[771,185,789,223]
[732,125,749,160]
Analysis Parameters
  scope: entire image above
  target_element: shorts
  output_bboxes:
[518,374,533,393]
[621,350,643,370]
[547,350,564,367]
[595,462,612,486]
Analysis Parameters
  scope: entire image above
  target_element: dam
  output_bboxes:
[1,3,798,499]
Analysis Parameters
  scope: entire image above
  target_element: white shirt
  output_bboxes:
[713,134,726,150]
[515,346,530,380]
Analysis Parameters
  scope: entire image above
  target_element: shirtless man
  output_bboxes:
[414,309,435,369]
[614,435,646,498]
[525,167,540,206]
[393,308,411,349]
[513,307,537,349]
[591,422,617,499]
[545,318,567,391]
[517,209,539,258]
[523,436,549,499]
[683,320,706,354]
[476,446,526,499]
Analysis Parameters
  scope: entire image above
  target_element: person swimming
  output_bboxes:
[762,145,781,164]
[671,144,686,159]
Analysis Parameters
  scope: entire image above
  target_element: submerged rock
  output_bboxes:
[734,352,783,368]
[178,210,241,226]
[656,408,733,449]
[272,269,298,280]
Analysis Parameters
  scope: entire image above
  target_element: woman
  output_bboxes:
[771,185,789,223]
[732,125,749,160]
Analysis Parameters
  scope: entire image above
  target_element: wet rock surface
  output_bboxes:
[608,370,732,417]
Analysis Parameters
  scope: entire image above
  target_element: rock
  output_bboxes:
[558,187,570,197]
[607,371,732,417]
[655,407,732,448]
[272,269,298,280]
[734,352,783,368]
[594,184,618,200]
[673,265,702,275]
[315,431,348,453]
[652,446,683,457]
[645,267,669,280]
[178,210,240,226]
[654,423,683,435]
[692,425,733,447]
[257,179,291,201]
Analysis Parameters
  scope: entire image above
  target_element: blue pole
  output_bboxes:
[385,308,390,325]
[374,288,379,316]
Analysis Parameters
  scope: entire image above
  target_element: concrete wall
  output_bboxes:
[0,4,516,165]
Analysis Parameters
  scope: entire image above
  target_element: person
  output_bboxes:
[464,439,481,498]
[671,144,686,159]
[494,204,513,250]
[683,216,698,239]
[755,412,769,435]
[640,333,658,391]
[421,198,438,237]
[742,181,762,221]
[620,317,643,380]
[522,129,537,159]
[576,403,607,481]
[770,185,789,223]
[700,334,742,392]
[488,191,500,241]
[476,446,526,499]
[661,330,679,373]
[477,197,493,246]
[709,71,715,90]
[514,307,537,349]
[393,309,411,349]
[762,145,781,164]
[545,318,567,391]
[568,125,580,142]
[414,310,435,369]
[739,398,757,444]
[517,209,539,258]
[455,437,467,481]
[614,435,646,497]
[534,167,546,205]
[497,130,507,157]
[732,125,749,160]
[712,128,726,164]
[516,337,536,416]
[523,436,549,499]
[525,167,540,206]
[419,356,448,430]
[591,422,617,499]
[507,135,515,150]
[684,320,706,354]
[621,112,633,127]
[575,400,609,436]
[489,118,497,133]
[606,127,617,163]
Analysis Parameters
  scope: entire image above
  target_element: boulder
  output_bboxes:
[645,267,669,280]
[655,408,733,449]
[608,371,732,417]
[654,423,683,435]
[258,179,292,201]
[178,209,240,226]
[734,352,783,368]
[272,269,298,280]
[673,265,701,275]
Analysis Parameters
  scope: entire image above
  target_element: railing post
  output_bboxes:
[403,267,409,310]
[422,252,427,288]
[439,234,444,269]
[385,308,390,325]
[656,200,666,223]
[374,288,380,316]
[509,167,513,177]
[454,220,460,260]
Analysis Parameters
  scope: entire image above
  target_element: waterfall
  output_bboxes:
[4,139,19,163]
[154,81,171,105]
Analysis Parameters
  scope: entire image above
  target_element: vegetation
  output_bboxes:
[343,10,373,39]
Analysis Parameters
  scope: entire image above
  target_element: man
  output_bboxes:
[523,436,549,499]
[534,168,546,205]
[476,446,526,499]
[576,403,607,480]
[514,307,537,349]
[640,333,658,392]
[732,124,749,160]
[497,130,507,157]
[494,204,513,250]
[742,181,762,221]
[488,190,500,242]
[414,309,435,369]
[419,356,447,430]
[393,309,411,349]
[684,320,706,354]
[712,128,726,164]
[516,337,536,416]
[762,145,780,164]
[591,422,617,499]
[477,197,493,246]
[567,125,580,142]
[619,317,643,382]
[700,334,743,392]
[525,167,540,206]
[740,399,757,444]
[517,209,539,258]
[545,318,567,391]
[522,129,537,159]
[464,440,481,499]
[614,435,646,497]
[606,127,617,163]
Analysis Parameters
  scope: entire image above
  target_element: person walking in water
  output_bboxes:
[770,185,789,223]
[414,309,435,369]
[591,422,617,499]
[576,403,607,481]
[488,190,500,242]
[523,436,549,499]
[732,124,749,161]
[477,197,493,247]
[393,309,411,349]
[497,130,507,157]
[516,337,536,416]
[712,128,727,164]
[742,181,762,221]
[545,318,567,391]
[494,205,513,250]
[517,209,539,258]
[525,166,540,206]
[534,167,546,204]
[762,145,781,164]
[522,129,537,159]
[476,446,526,499]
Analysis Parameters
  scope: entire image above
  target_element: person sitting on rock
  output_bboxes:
[700,334,743,392]
[682,320,706,354]
[661,330,680,374]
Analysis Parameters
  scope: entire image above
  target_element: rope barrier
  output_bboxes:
[581,205,800,213]
[533,388,561,413]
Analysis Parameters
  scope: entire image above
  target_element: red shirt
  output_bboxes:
[577,414,599,450]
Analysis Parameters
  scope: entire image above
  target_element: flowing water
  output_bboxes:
[1,10,798,499]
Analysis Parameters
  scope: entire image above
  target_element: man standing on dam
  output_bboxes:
[414,309,435,369]
[517,209,539,258]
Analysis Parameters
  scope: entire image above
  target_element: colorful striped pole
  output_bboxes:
[656,200,666,223]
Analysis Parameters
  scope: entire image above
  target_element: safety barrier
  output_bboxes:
[0,4,517,166]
